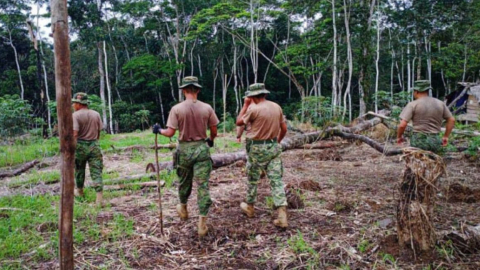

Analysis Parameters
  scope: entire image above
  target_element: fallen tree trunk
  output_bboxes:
[103,173,156,185]
[149,116,397,171]
[295,141,348,150]
[0,160,39,179]
[104,181,164,191]
[110,144,176,152]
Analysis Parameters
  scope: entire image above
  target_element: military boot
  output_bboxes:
[176,204,188,221]
[95,192,103,207]
[273,206,288,228]
[74,188,84,197]
[198,216,208,238]
[240,202,255,218]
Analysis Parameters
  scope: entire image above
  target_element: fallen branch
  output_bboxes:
[0,160,39,179]
[295,141,348,150]
[328,130,403,156]
[104,181,165,191]
[103,173,156,185]
[109,144,176,152]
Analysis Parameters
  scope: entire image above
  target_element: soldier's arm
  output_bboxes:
[160,127,176,137]
[236,97,252,126]
[443,117,455,145]
[210,125,218,141]
[278,122,287,143]
[74,130,79,139]
[397,120,408,144]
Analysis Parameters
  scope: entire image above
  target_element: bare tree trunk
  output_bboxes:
[374,5,381,113]
[98,42,107,129]
[158,92,165,126]
[103,41,114,134]
[197,54,203,77]
[331,0,338,111]
[51,0,75,267]
[250,0,258,83]
[233,36,240,114]
[7,29,25,99]
[424,36,433,96]
[462,44,468,82]
[407,43,411,94]
[343,0,353,121]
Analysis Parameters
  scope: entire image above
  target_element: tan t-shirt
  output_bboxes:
[242,100,285,140]
[73,109,103,140]
[399,96,453,134]
[166,99,219,141]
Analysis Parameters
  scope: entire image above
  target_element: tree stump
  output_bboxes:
[396,149,446,256]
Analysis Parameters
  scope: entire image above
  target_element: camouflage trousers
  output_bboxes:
[411,132,444,155]
[75,140,103,192]
[246,142,287,207]
[176,141,212,216]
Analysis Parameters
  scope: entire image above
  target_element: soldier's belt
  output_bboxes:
[250,138,277,145]
[178,140,206,145]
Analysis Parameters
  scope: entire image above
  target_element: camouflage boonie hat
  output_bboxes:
[72,92,89,105]
[245,83,270,97]
[242,91,250,99]
[179,76,202,89]
[413,80,432,92]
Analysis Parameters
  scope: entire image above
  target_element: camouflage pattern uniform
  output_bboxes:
[75,140,103,191]
[411,133,444,155]
[246,142,287,207]
[176,141,213,216]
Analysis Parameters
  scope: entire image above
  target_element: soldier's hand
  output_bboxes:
[244,97,252,107]
[397,137,404,145]
[442,136,448,146]
[206,138,214,147]
[152,123,161,134]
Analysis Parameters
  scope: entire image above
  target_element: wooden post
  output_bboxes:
[51,0,75,269]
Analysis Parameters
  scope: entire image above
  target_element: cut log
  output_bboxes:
[0,160,40,179]
[103,173,156,185]
[109,144,177,152]
[104,181,165,191]
[295,141,348,150]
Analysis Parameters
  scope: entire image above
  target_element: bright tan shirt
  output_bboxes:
[73,109,103,140]
[242,100,285,140]
[399,96,453,134]
[166,99,219,141]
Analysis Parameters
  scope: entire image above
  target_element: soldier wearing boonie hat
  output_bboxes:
[152,76,219,238]
[397,80,455,154]
[236,83,289,228]
[72,92,105,206]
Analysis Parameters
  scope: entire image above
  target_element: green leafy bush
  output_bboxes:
[0,95,37,138]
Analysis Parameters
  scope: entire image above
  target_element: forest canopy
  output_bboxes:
[1,0,480,136]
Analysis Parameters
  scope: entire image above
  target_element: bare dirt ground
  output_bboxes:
[4,138,480,269]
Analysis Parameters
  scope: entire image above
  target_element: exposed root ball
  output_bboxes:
[286,188,304,209]
[446,183,480,203]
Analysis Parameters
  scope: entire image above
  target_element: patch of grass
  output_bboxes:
[358,239,372,253]
[8,170,60,188]
[0,195,57,261]
[287,230,316,255]
[0,137,59,168]
[436,240,454,261]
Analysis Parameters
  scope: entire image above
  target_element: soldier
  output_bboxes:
[397,80,456,154]
[72,92,104,206]
[153,76,219,237]
[236,83,289,228]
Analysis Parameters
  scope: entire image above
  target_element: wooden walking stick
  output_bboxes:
[154,132,164,235]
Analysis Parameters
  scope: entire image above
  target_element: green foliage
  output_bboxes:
[287,230,316,255]
[218,113,236,133]
[0,95,37,138]
[297,96,343,127]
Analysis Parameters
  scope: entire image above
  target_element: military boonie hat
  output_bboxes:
[245,83,270,97]
[242,91,250,99]
[72,92,89,105]
[179,76,202,89]
[413,80,432,92]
